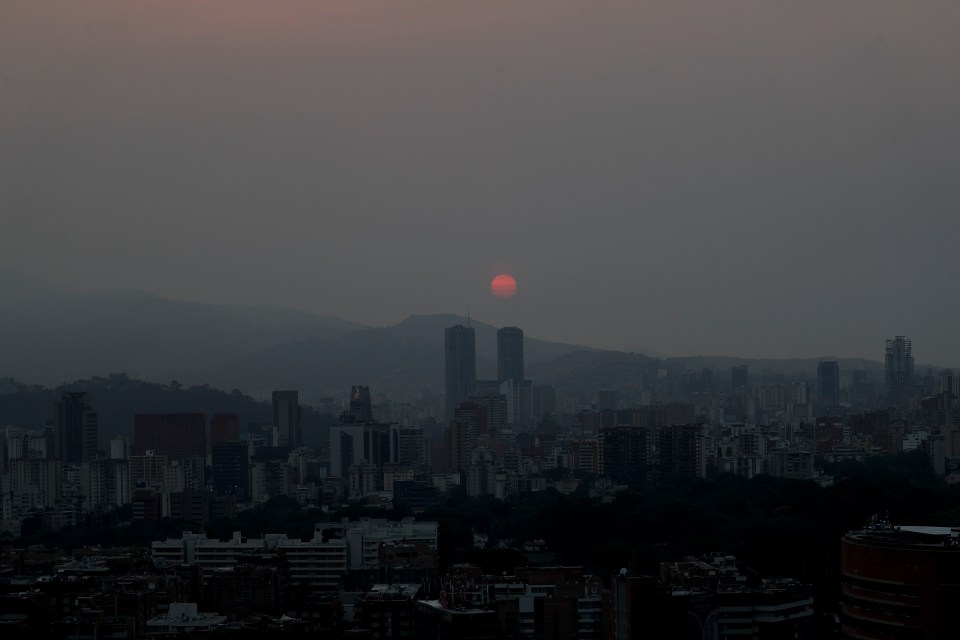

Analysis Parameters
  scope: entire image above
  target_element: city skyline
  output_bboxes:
[2,274,953,373]
[3,3,959,636]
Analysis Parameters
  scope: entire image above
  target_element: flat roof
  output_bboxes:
[900,526,958,536]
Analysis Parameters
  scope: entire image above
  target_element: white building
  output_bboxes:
[146,602,226,635]
[152,518,438,589]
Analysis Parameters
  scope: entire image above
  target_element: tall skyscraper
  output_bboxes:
[497,326,525,425]
[885,336,914,411]
[497,326,524,385]
[272,391,301,448]
[730,365,749,391]
[444,325,476,422]
[348,385,373,422]
[817,361,840,411]
[55,392,98,464]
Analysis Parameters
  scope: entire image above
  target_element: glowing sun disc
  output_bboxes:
[490,274,517,298]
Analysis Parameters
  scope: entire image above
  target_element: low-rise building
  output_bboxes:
[146,602,226,635]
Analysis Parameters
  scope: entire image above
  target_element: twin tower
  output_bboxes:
[444,325,525,425]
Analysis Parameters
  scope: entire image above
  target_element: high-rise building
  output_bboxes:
[444,325,476,422]
[349,385,374,423]
[210,413,241,446]
[597,390,619,412]
[500,379,533,427]
[272,391,300,448]
[599,425,649,488]
[397,427,428,468]
[81,458,131,512]
[497,327,525,425]
[134,413,206,462]
[212,441,250,500]
[55,392,98,464]
[817,361,840,411]
[329,421,397,478]
[885,336,915,411]
[447,401,485,472]
[110,437,130,460]
[467,392,507,439]
[497,326,524,385]
[730,365,749,392]
[657,424,706,480]
[939,369,959,397]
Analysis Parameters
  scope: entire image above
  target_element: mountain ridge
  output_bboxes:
[0,284,908,399]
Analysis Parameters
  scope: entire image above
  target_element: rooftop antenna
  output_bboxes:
[467,305,471,327]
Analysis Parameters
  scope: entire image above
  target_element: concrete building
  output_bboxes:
[210,413,240,447]
[211,440,250,499]
[329,421,398,478]
[445,325,477,423]
[885,336,915,411]
[355,584,422,639]
[128,452,167,489]
[272,390,300,448]
[817,360,840,412]
[152,519,438,590]
[80,458,131,511]
[146,602,226,635]
[415,600,502,640]
[730,365,749,392]
[134,413,206,462]
[8,457,62,510]
[611,574,686,639]
[55,392,98,465]
[841,521,960,639]
[109,436,129,460]
[349,385,374,422]
[765,449,814,481]
[657,424,706,480]
[498,326,526,425]
[397,426,428,468]
[716,579,813,639]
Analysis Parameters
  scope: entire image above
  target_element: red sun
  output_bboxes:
[490,274,517,299]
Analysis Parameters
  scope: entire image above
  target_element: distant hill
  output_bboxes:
[182,314,598,397]
[0,375,333,449]
[0,275,907,400]
[528,350,660,395]
[0,288,363,385]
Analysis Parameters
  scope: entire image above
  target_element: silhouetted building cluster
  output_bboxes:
[3,327,959,638]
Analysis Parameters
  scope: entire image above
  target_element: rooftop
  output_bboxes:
[846,523,960,548]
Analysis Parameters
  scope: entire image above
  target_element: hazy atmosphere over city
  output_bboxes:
[3,1,960,363]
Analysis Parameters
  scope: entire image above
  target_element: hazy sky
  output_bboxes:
[2,1,959,364]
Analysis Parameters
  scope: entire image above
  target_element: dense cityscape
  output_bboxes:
[2,325,959,638]
[4,2,958,639]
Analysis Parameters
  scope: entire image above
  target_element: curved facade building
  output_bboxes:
[841,525,960,639]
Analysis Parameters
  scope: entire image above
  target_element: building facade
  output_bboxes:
[841,523,960,639]
[885,336,915,411]
[445,325,476,423]
[817,361,840,412]
[272,390,300,448]
[55,392,98,465]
